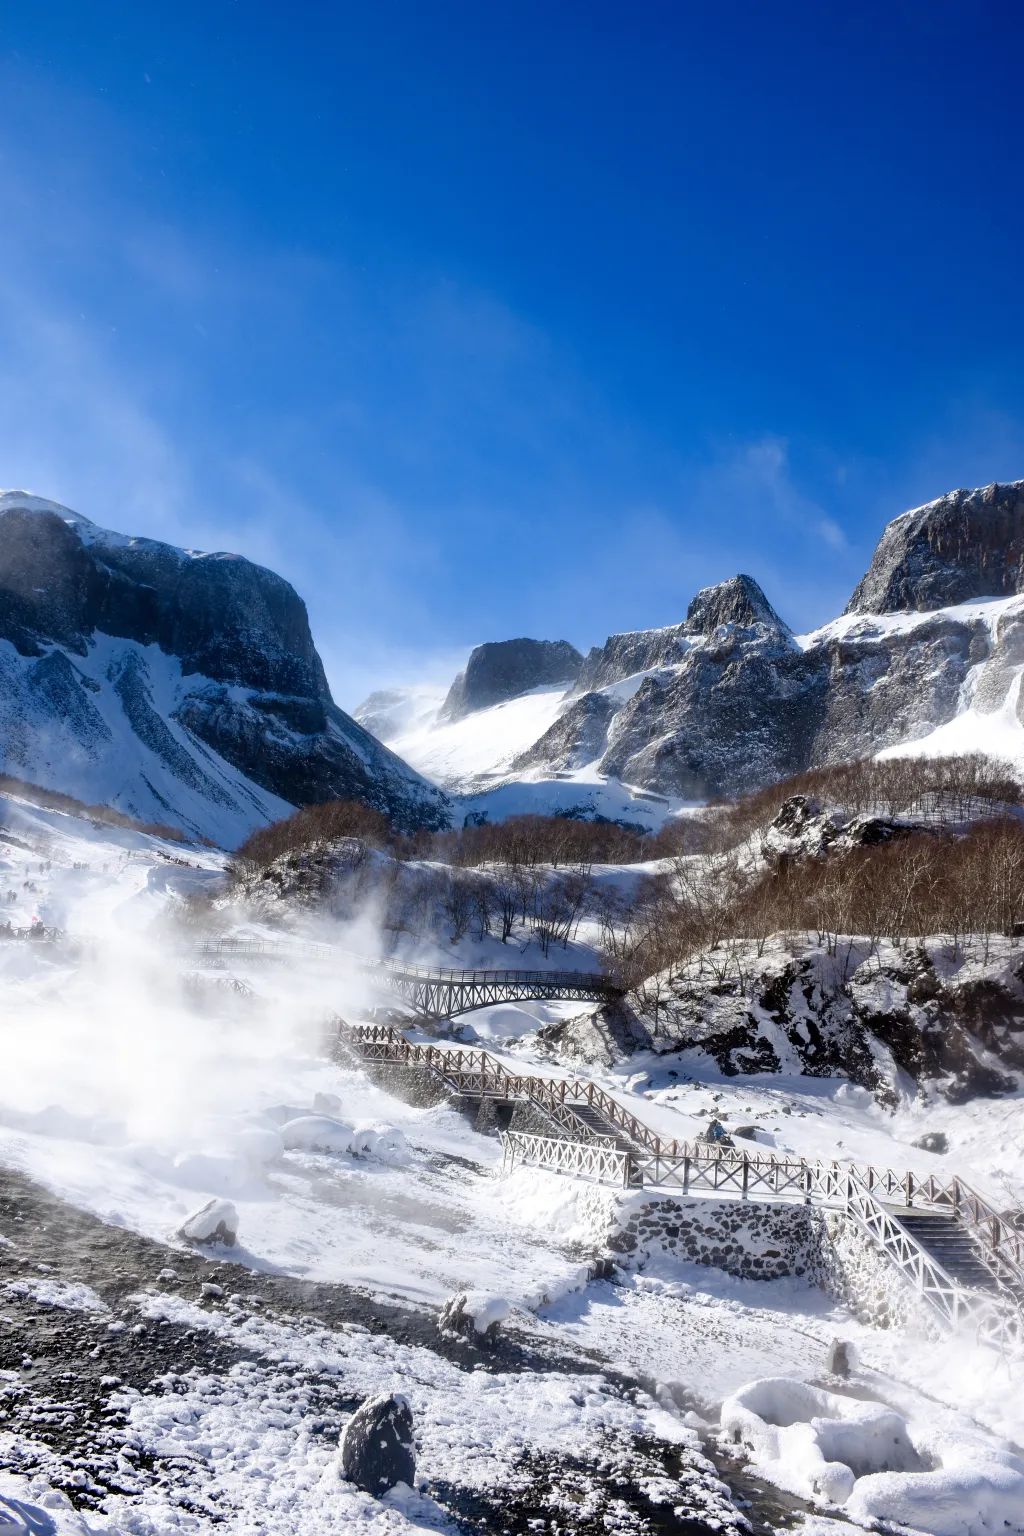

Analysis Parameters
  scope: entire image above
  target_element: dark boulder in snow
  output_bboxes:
[912,1131,949,1155]
[178,1198,238,1247]
[441,637,582,720]
[825,1338,857,1378]
[338,1391,416,1495]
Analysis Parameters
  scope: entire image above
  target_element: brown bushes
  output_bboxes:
[717,753,1021,850]
[231,799,397,877]
[739,816,1024,960]
[0,774,187,842]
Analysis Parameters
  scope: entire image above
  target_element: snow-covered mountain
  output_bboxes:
[361,481,1024,815]
[0,492,449,844]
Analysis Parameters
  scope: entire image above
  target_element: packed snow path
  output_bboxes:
[200,937,623,1016]
[337,1019,1024,1354]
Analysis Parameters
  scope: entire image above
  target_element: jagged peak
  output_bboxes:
[685,574,790,636]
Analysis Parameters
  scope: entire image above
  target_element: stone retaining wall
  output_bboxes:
[604,1191,924,1327]
[607,1193,815,1281]
[806,1208,924,1330]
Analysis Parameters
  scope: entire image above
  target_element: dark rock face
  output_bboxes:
[339,1391,416,1495]
[848,480,1024,614]
[648,938,1024,1103]
[511,690,616,775]
[594,581,816,800]
[0,504,325,695]
[536,576,818,800]
[0,494,448,839]
[685,573,790,636]
[573,623,689,695]
[598,642,820,800]
[441,637,583,720]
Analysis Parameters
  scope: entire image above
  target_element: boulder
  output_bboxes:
[912,1132,949,1155]
[338,1392,415,1495]
[438,1290,510,1348]
[177,1198,238,1247]
[825,1338,858,1378]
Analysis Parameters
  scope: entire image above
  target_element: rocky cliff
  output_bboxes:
[0,493,448,843]
[440,637,583,721]
[848,479,1024,614]
[497,486,1024,804]
[361,479,1024,815]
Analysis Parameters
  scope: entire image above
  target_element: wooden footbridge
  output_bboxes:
[337,1018,1024,1357]
[199,938,621,1018]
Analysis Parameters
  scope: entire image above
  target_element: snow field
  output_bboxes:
[2,788,1023,1535]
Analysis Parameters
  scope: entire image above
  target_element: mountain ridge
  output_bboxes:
[0,492,449,843]
[360,480,1024,814]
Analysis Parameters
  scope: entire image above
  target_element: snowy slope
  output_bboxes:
[385,683,570,788]
[0,632,297,847]
[1,792,1023,1534]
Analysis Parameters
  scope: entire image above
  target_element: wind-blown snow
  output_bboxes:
[385,684,571,789]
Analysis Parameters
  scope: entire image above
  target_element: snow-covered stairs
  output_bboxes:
[893,1210,1010,1293]
[566,1102,647,1153]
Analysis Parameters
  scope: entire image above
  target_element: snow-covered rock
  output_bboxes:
[338,1391,416,1495]
[438,1290,511,1346]
[722,1375,1024,1535]
[641,933,1024,1102]
[177,1197,239,1246]
[721,1377,921,1505]
[280,1115,355,1154]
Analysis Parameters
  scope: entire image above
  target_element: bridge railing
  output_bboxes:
[501,1132,638,1187]
[198,937,619,992]
[500,1120,1024,1287]
[500,1131,1024,1350]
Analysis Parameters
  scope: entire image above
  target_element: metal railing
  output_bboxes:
[198,938,620,1017]
[500,1130,1024,1352]
[340,1021,672,1152]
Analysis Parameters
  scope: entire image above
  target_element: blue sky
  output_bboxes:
[1,2,1023,705]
